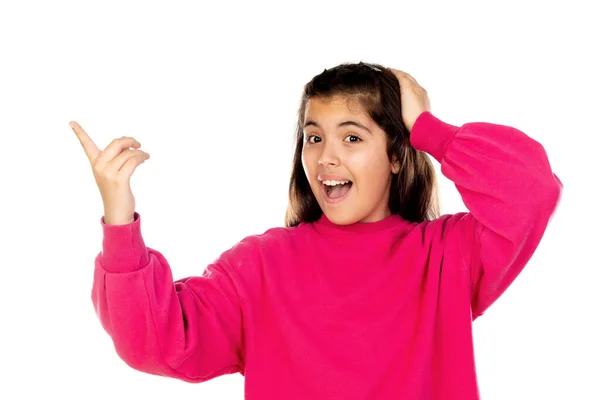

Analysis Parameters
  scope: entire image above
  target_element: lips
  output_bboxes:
[320,180,353,203]
[316,174,354,204]
[318,174,352,183]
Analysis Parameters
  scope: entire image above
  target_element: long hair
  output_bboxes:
[285,61,440,227]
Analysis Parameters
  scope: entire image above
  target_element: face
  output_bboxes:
[301,96,399,225]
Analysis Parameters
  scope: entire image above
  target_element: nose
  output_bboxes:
[318,142,340,167]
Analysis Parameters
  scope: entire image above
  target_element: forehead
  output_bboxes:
[304,96,369,122]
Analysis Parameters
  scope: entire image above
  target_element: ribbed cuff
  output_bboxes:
[99,212,150,273]
[409,111,461,163]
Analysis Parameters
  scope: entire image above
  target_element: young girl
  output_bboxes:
[71,62,562,399]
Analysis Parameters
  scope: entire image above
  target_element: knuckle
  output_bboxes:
[122,149,137,159]
[91,160,103,172]
[114,136,131,146]
[115,173,129,184]
[103,170,117,182]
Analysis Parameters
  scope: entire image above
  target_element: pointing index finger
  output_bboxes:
[70,121,100,162]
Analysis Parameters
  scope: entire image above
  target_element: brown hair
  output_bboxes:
[285,61,440,227]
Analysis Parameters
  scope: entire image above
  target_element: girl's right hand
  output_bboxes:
[70,121,150,225]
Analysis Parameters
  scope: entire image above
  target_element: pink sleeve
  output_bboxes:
[410,112,563,318]
[91,212,246,382]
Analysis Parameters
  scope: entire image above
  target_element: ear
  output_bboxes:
[390,154,400,174]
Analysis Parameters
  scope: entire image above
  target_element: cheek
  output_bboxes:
[301,149,315,179]
[350,152,391,187]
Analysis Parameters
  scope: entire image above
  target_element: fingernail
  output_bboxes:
[69,122,75,129]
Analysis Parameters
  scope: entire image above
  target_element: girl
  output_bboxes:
[71,62,562,399]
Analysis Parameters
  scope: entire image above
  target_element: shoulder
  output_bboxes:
[215,224,304,270]
[238,224,303,249]
[411,212,478,244]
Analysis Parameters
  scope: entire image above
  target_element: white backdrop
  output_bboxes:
[1,0,598,399]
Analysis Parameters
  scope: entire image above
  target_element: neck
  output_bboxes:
[312,212,408,235]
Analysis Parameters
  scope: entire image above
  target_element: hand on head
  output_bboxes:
[388,68,431,133]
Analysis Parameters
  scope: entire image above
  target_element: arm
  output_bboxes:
[91,212,246,382]
[410,112,563,319]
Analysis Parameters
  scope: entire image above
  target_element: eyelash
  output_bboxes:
[306,134,361,144]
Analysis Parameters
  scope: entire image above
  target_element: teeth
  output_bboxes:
[322,180,350,186]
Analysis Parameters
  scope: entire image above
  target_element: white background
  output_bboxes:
[1,0,598,399]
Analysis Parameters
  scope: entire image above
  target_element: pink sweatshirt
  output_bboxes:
[91,111,562,399]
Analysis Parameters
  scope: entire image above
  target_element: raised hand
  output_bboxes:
[388,68,431,133]
[70,121,150,225]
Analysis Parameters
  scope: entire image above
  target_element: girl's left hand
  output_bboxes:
[388,68,431,133]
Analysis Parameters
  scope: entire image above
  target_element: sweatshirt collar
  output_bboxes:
[311,212,409,235]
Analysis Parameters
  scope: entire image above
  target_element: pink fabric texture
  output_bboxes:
[92,111,562,399]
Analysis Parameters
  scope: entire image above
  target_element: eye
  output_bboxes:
[306,135,321,144]
[344,134,361,143]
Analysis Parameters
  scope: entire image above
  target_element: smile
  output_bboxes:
[320,180,353,204]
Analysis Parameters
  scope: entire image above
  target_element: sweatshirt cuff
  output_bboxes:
[409,111,461,163]
[99,212,150,273]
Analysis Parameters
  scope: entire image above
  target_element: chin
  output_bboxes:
[321,209,361,225]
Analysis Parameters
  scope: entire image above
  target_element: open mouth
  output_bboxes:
[321,180,353,203]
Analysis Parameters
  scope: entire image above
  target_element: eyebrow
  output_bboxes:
[303,120,372,134]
